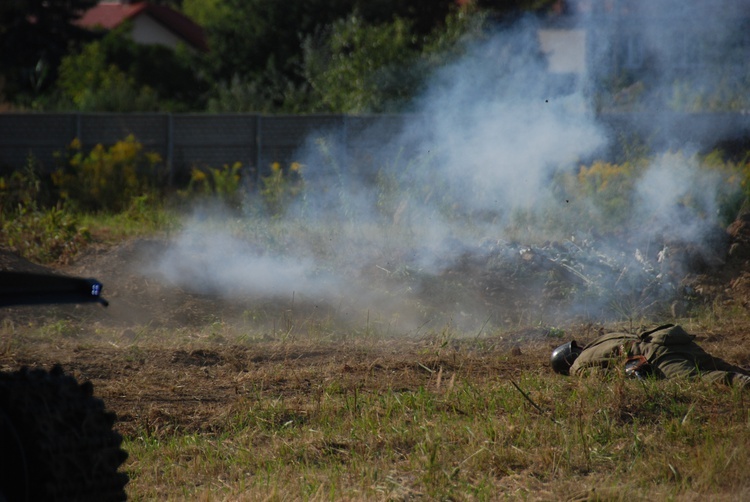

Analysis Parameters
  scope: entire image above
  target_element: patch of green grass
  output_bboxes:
[119,352,750,500]
[77,196,182,243]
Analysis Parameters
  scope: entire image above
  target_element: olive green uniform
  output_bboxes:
[570,324,750,388]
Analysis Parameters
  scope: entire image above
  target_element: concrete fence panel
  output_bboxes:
[0,113,77,170]
[2,112,750,185]
[172,114,258,182]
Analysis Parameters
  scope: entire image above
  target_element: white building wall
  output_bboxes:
[538,29,587,75]
[130,15,185,50]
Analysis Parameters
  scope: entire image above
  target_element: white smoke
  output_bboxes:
[633,153,723,244]
[153,5,744,329]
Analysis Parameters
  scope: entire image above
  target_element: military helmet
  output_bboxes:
[550,341,583,375]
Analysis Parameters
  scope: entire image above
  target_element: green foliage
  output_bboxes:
[183,162,245,207]
[572,159,646,227]
[56,40,160,112]
[0,156,61,263]
[0,159,42,214]
[301,8,490,113]
[55,29,205,112]
[550,151,748,236]
[203,1,477,113]
[180,0,229,27]
[260,162,304,216]
[598,72,750,114]
[669,74,750,113]
[75,194,181,243]
[1,204,90,264]
[0,139,172,263]
[206,72,310,113]
[0,0,98,102]
[421,8,489,59]
[701,149,750,224]
[303,15,421,113]
[52,135,165,212]
[203,0,352,87]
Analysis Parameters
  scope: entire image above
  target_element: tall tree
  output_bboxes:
[203,0,351,85]
[303,15,420,113]
[202,0,460,85]
[0,0,97,101]
[56,29,206,112]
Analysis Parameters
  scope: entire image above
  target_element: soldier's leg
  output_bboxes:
[688,348,750,387]
[698,371,750,388]
[657,355,748,388]
[655,354,706,380]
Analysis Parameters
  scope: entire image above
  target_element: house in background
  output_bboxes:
[77,0,208,53]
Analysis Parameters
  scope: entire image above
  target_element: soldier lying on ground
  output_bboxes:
[550,324,750,389]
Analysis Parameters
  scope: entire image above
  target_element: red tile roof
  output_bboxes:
[78,1,208,52]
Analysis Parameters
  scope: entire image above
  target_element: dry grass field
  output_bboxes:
[2,235,750,501]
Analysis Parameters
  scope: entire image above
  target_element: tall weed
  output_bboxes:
[260,161,304,216]
[1,205,90,264]
[52,135,164,212]
[0,155,50,213]
[183,162,244,208]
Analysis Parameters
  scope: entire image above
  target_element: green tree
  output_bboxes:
[0,0,97,103]
[303,15,420,113]
[302,9,487,113]
[96,27,207,110]
[55,28,206,112]
[203,0,352,85]
[181,0,228,27]
[201,0,461,111]
[56,37,159,112]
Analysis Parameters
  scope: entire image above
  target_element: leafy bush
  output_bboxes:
[0,158,42,214]
[52,135,164,212]
[0,158,81,262]
[183,159,305,216]
[261,161,304,216]
[1,205,90,264]
[182,162,244,208]
[570,159,646,228]
[56,40,161,112]
[701,149,750,224]
[556,151,748,237]
[303,15,421,113]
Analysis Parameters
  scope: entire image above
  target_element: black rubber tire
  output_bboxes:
[0,365,128,502]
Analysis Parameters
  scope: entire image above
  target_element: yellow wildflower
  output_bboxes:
[191,167,207,182]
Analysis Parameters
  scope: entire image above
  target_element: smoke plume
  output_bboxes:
[154,4,744,332]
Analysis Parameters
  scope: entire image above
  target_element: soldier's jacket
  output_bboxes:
[570,324,750,388]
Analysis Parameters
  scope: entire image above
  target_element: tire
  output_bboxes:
[0,365,128,502]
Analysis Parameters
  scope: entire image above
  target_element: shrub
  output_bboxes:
[261,161,304,216]
[1,205,90,264]
[557,151,747,237]
[0,158,42,214]
[182,161,245,209]
[52,135,164,212]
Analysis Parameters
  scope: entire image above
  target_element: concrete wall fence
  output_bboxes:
[1,112,749,184]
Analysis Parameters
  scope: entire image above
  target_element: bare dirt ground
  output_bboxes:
[2,223,750,439]
[0,240,555,438]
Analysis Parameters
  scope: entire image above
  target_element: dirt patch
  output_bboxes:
[0,335,552,437]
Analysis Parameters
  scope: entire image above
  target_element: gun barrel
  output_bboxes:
[0,272,109,307]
